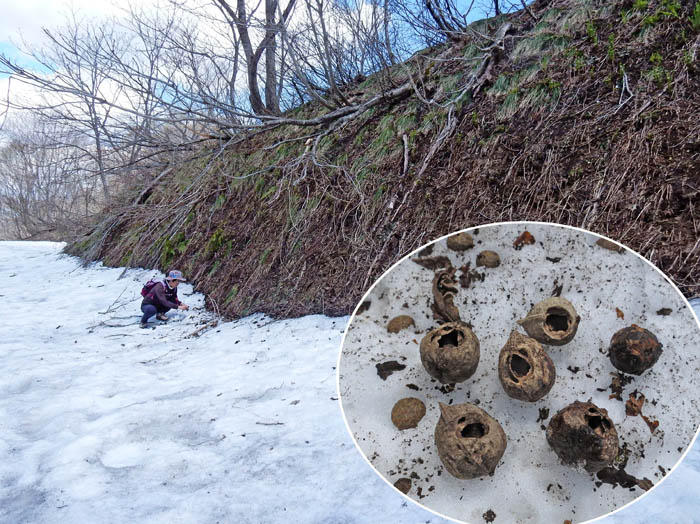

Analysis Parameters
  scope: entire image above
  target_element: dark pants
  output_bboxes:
[141,303,169,323]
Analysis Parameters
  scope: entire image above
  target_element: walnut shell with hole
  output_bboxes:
[446,232,474,251]
[498,331,556,401]
[391,397,426,430]
[435,402,507,479]
[419,321,480,383]
[546,401,619,473]
[518,297,580,346]
[609,324,663,375]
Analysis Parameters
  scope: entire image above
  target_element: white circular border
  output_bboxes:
[335,221,700,524]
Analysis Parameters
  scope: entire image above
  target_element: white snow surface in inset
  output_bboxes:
[339,224,700,524]
[0,241,440,524]
[0,240,698,524]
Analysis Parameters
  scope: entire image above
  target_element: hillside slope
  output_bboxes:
[68,0,700,319]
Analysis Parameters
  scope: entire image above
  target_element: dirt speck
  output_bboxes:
[552,280,563,297]
[459,263,485,289]
[376,360,406,380]
[356,301,371,314]
[656,308,672,316]
[483,509,496,522]
[596,466,653,491]
[608,372,634,401]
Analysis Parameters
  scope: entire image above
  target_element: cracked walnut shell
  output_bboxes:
[420,322,480,383]
[498,331,556,402]
[518,297,580,346]
[546,401,619,473]
[435,402,507,479]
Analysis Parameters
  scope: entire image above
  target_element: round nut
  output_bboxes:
[498,331,556,401]
[446,232,474,251]
[387,315,415,333]
[419,321,480,383]
[518,297,580,346]
[609,324,663,375]
[546,401,619,473]
[476,250,500,268]
[435,402,507,479]
[391,397,426,430]
[393,477,412,494]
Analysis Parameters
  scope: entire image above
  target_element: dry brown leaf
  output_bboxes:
[513,230,535,250]
[412,255,452,270]
[642,414,659,433]
[625,392,645,416]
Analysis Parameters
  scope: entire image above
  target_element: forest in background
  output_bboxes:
[1,0,699,317]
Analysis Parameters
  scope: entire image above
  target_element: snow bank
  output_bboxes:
[0,242,440,524]
[0,241,697,524]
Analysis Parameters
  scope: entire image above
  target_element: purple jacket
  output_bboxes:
[143,280,181,310]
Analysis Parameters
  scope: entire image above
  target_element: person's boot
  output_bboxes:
[156,313,168,321]
[140,321,149,329]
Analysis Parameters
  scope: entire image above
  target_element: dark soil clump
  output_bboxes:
[376,360,406,380]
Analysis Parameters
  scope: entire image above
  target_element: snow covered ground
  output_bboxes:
[0,241,698,524]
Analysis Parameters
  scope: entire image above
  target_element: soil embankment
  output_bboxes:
[68,0,700,318]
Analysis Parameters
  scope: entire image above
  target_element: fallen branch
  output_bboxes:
[133,166,175,205]
[521,0,539,22]
[99,286,130,314]
[185,319,219,338]
[402,133,409,176]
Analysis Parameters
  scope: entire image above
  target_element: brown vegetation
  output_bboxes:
[68,0,700,318]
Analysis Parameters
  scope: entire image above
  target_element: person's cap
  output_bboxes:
[166,270,186,282]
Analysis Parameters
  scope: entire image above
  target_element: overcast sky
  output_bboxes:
[1,0,123,45]
[0,0,127,132]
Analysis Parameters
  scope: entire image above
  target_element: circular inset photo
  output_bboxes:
[337,222,700,524]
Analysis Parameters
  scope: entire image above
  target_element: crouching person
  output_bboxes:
[140,270,190,328]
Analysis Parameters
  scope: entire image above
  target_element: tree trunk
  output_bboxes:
[265,0,279,114]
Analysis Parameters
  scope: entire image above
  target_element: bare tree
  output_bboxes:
[0,0,532,243]
[213,0,297,115]
[0,117,100,239]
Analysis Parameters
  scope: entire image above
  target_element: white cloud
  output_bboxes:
[1,0,125,48]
